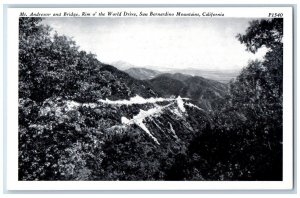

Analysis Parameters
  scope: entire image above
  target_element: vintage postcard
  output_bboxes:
[4,6,294,191]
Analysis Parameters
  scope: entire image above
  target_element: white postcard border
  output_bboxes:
[5,6,294,191]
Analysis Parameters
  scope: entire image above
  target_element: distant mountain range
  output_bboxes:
[111,64,230,111]
[113,63,239,83]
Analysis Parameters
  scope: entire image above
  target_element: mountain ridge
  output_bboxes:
[147,73,228,111]
[113,63,239,83]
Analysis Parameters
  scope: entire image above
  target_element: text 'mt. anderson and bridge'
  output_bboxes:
[27,11,225,17]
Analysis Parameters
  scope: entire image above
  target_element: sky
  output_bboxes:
[43,17,268,71]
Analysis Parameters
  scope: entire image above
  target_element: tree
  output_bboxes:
[18,18,106,180]
[228,18,283,180]
[19,17,103,103]
[233,18,283,129]
[192,18,284,181]
[237,18,283,100]
[236,19,283,53]
[19,17,51,100]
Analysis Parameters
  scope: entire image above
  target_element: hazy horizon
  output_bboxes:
[108,59,244,72]
[43,17,268,71]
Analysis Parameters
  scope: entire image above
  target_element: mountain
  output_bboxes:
[111,60,239,83]
[147,75,186,97]
[148,73,228,111]
[124,67,162,80]
[117,64,239,83]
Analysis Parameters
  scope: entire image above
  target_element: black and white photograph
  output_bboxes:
[17,11,285,182]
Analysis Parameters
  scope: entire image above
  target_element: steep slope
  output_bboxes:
[148,73,228,111]
[147,75,186,97]
[124,67,162,80]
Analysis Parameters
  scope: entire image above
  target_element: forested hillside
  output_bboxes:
[148,73,228,111]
